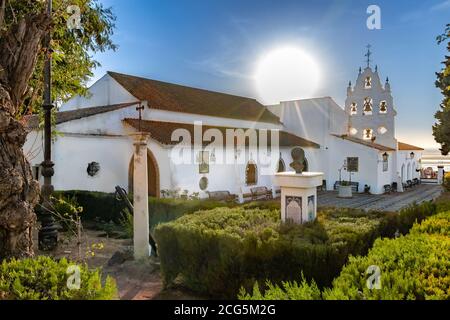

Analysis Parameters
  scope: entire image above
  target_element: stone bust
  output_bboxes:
[290,147,305,174]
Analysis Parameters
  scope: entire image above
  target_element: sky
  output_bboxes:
[93,0,450,150]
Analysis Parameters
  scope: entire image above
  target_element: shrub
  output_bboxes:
[54,191,127,223]
[148,197,236,232]
[323,212,450,300]
[49,195,83,232]
[0,256,118,300]
[444,173,450,191]
[54,191,237,231]
[239,274,321,300]
[242,211,450,300]
[155,207,386,298]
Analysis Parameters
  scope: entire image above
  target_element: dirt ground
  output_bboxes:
[33,227,201,300]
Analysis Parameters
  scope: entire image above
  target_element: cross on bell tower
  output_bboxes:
[365,44,372,68]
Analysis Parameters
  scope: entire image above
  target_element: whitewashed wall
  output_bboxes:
[59,74,138,111]
[268,97,348,147]
[326,137,380,193]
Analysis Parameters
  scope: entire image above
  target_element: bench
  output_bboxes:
[250,186,273,201]
[334,181,359,193]
[206,191,238,202]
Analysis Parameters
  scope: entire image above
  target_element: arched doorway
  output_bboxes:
[129,149,160,198]
[245,161,258,186]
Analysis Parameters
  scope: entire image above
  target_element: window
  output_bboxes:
[199,151,209,174]
[379,101,388,114]
[363,97,373,115]
[246,162,257,185]
[378,126,388,135]
[277,158,286,173]
[346,157,359,172]
[382,152,389,172]
[350,102,358,115]
[363,128,373,140]
[365,76,372,89]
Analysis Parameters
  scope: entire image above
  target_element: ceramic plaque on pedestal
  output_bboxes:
[286,196,302,224]
[307,195,315,221]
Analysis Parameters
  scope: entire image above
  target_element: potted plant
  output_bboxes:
[338,180,353,198]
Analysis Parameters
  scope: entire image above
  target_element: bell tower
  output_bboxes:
[345,46,397,149]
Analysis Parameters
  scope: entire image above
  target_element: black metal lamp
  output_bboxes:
[38,0,58,251]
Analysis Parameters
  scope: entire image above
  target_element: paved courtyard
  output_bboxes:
[318,184,443,212]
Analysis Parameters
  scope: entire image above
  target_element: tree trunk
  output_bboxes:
[0,13,51,259]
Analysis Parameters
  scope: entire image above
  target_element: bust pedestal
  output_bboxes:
[274,172,324,224]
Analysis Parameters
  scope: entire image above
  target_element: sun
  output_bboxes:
[254,47,320,105]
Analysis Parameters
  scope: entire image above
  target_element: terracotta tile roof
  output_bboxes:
[398,142,424,151]
[24,102,137,130]
[123,118,320,148]
[108,71,281,124]
[331,134,395,151]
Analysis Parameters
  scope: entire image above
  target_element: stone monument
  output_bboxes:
[274,148,324,224]
[130,132,151,260]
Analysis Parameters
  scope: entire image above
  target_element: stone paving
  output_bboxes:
[318,184,443,212]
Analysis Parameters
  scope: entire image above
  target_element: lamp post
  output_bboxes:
[38,0,58,251]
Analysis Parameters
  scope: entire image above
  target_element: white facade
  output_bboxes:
[24,64,423,198]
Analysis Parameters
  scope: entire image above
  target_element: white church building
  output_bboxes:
[24,59,423,199]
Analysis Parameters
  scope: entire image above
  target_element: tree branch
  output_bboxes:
[0,0,6,30]
[0,12,51,114]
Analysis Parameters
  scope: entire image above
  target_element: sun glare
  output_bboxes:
[254,47,320,105]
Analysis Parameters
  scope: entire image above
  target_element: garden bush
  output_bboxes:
[0,256,118,300]
[54,191,127,223]
[323,211,450,300]
[444,173,450,191]
[155,200,444,299]
[239,210,450,300]
[54,191,235,230]
[155,206,389,298]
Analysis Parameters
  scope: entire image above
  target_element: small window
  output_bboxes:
[378,127,388,135]
[365,76,372,89]
[350,102,357,115]
[383,159,388,172]
[246,162,257,185]
[277,158,286,173]
[346,157,359,172]
[199,151,209,174]
[363,97,373,115]
[379,101,388,114]
[363,129,373,140]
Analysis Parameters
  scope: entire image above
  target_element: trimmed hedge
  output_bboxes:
[240,210,450,300]
[156,207,391,298]
[54,191,127,223]
[0,256,117,300]
[323,211,450,300]
[54,191,235,230]
[155,201,441,299]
